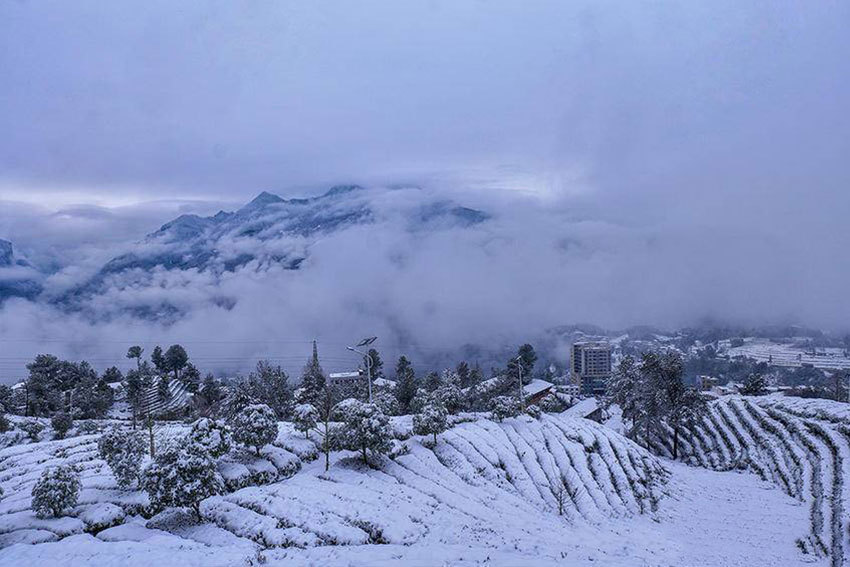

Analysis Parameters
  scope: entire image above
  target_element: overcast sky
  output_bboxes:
[0,1,849,377]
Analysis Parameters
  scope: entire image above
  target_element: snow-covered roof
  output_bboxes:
[522,379,554,398]
[563,398,600,418]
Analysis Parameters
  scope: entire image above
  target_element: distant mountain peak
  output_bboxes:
[323,184,364,197]
[239,191,285,213]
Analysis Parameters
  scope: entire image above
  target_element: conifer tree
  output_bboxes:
[299,341,326,406]
[394,355,417,414]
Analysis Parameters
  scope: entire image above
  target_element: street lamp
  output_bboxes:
[347,336,378,404]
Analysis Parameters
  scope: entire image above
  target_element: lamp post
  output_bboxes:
[347,336,377,404]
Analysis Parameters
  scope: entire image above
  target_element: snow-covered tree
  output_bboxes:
[665,387,706,460]
[32,465,80,518]
[98,426,147,489]
[423,371,442,393]
[538,393,567,413]
[243,360,293,419]
[188,418,232,458]
[231,404,278,456]
[0,413,9,433]
[413,399,448,444]
[51,412,73,439]
[293,403,318,438]
[435,383,464,414]
[506,344,537,385]
[334,399,393,466]
[490,396,521,422]
[142,443,223,519]
[394,355,417,413]
[372,389,400,416]
[740,373,768,396]
[314,386,341,472]
[456,361,471,388]
[298,341,326,406]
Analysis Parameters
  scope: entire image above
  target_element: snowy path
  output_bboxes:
[656,462,821,567]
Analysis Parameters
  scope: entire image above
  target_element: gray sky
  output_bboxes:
[0,1,848,378]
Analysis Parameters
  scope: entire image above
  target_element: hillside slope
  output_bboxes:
[664,395,850,566]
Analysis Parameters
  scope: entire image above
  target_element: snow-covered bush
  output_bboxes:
[77,420,102,435]
[372,390,400,416]
[231,404,278,456]
[435,384,464,414]
[334,399,393,466]
[188,418,232,458]
[20,419,45,441]
[98,427,147,489]
[51,412,73,439]
[490,396,521,422]
[408,388,431,415]
[538,394,567,413]
[293,404,318,438]
[524,404,542,419]
[142,443,223,518]
[31,465,81,518]
[0,413,10,433]
[413,399,449,444]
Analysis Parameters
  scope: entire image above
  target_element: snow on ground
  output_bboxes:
[668,394,850,565]
[0,411,826,566]
[725,338,850,370]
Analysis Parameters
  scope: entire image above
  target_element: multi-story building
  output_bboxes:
[570,341,612,397]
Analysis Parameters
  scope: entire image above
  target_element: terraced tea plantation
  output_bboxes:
[664,395,850,566]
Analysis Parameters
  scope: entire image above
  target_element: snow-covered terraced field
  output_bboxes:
[665,395,850,566]
[0,421,303,549]
[726,340,850,370]
[0,414,670,564]
[0,411,826,566]
[201,414,668,550]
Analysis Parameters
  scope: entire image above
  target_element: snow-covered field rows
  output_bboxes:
[201,414,668,552]
[0,414,668,564]
[0,420,306,549]
[726,340,850,370]
[666,395,850,565]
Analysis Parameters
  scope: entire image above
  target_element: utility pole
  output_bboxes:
[347,336,377,404]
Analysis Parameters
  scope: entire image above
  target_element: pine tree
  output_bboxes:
[740,373,768,396]
[244,361,293,419]
[126,346,144,370]
[456,361,471,388]
[164,344,189,381]
[151,346,167,376]
[299,341,326,406]
[366,348,384,380]
[394,356,418,414]
[506,344,537,386]
[424,371,442,393]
